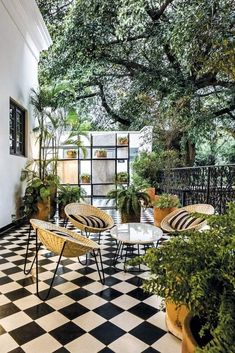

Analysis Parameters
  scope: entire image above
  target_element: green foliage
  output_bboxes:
[37,0,235,165]
[115,172,128,183]
[132,150,181,188]
[131,203,235,352]
[107,184,150,215]
[152,193,180,209]
[57,185,86,206]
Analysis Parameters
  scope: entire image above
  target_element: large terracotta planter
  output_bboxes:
[145,187,156,203]
[153,207,177,227]
[33,199,50,221]
[182,314,198,353]
[166,302,189,340]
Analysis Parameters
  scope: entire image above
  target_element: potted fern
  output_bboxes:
[131,203,235,352]
[107,184,150,223]
[57,185,86,218]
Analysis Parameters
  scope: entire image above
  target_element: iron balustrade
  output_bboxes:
[158,164,235,214]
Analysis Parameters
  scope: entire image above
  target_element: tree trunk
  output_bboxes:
[185,141,196,166]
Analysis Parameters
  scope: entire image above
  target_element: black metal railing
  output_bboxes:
[158,164,235,214]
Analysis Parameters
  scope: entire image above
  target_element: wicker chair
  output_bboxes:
[64,203,115,243]
[161,204,215,233]
[30,219,105,300]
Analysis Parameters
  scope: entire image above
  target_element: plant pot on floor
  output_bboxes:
[166,301,189,340]
[145,187,156,203]
[121,211,141,223]
[33,199,50,221]
[153,207,177,227]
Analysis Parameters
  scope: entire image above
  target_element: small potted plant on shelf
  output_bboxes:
[95,149,107,158]
[115,172,128,184]
[130,203,235,353]
[57,184,86,219]
[152,193,180,227]
[80,173,91,184]
[66,149,77,158]
[118,136,128,145]
[107,184,150,223]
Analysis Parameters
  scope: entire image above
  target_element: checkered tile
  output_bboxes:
[0,209,181,353]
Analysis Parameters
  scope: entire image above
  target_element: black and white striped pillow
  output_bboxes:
[168,209,204,231]
[69,214,108,228]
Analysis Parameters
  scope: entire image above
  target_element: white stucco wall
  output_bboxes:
[0,0,51,228]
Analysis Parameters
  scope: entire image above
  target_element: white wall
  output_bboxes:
[0,0,51,228]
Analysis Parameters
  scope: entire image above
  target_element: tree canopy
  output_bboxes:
[37,0,235,165]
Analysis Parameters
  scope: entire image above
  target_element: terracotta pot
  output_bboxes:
[153,207,177,227]
[33,199,50,221]
[166,301,189,340]
[121,211,140,223]
[59,205,66,219]
[66,150,77,158]
[145,187,156,203]
[81,176,90,184]
[118,138,128,145]
[182,314,198,353]
[96,150,107,157]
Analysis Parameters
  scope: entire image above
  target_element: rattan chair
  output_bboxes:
[161,204,215,233]
[30,219,105,300]
[64,203,115,243]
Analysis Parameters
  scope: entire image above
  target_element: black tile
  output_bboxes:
[53,348,70,353]
[0,258,8,264]
[101,276,121,286]
[0,302,20,319]
[103,267,121,275]
[59,303,89,320]
[130,322,166,345]
[10,322,46,345]
[50,322,86,345]
[77,267,96,275]
[0,325,6,335]
[0,276,13,285]
[142,348,161,353]
[72,276,94,287]
[2,267,22,275]
[127,287,152,301]
[24,303,54,320]
[5,288,31,301]
[125,276,143,287]
[90,322,125,345]
[8,348,25,353]
[44,275,67,287]
[96,288,122,301]
[98,348,115,353]
[129,303,159,320]
[66,288,92,301]
[17,277,35,287]
[37,288,61,300]
[94,302,124,320]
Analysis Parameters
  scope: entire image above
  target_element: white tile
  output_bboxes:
[0,294,11,305]
[54,282,78,294]
[1,311,31,331]
[73,311,106,331]
[65,333,105,353]
[78,294,107,310]
[14,294,41,310]
[147,311,167,332]
[109,333,148,353]
[152,333,181,353]
[84,281,108,294]
[60,271,83,281]
[143,294,164,309]
[0,282,21,293]
[0,333,18,352]
[111,282,136,293]
[36,311,68,331]
[111,294,140,310]
[110,311,142,331]
[22,333,61,353]
[47,294,75,310]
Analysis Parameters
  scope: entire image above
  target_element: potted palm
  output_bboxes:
[118,136,128,145]
[115,172,128,184]
[57,185,86,219]
[152,193,180,227]
[107,184,150,223]
[80,173,91,184]
[95,149,107,158]
[130,203,235,352]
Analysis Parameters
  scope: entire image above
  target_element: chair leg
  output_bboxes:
[63,216,68,228]
[24,225,39,275]
[36,237,66,301]
[93,249,105,285]
[78,254,88,266]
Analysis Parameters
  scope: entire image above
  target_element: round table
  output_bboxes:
[110,223,163,272]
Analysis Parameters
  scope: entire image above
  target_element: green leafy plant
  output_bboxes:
[130,203,235,352]
[80,173,91,183]
[57,185,86,206]
[118,136,128,145]
[107,184,150,218]
[115,172,128,183]
[152,193,180,208]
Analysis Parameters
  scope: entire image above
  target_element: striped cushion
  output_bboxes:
[69,214,108,228]
[168,209,204,230]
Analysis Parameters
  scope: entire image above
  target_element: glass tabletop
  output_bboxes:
[110,223,163,244]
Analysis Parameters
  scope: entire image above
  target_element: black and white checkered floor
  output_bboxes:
[0,210,181,353]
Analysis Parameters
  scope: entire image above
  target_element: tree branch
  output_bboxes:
[213,104,235,118]
[98,83,130,126]
[146,0,175,22]
[76,92,99,101]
